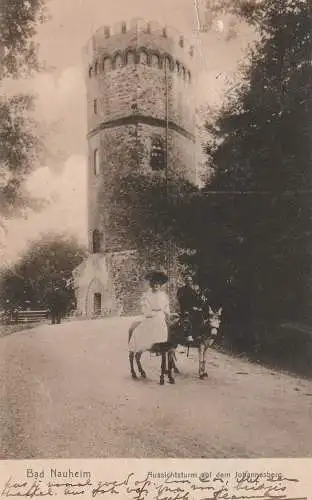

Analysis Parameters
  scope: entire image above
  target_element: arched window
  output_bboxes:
[103,57,112,72]
[92,230,101,254]
[93,99,98,114]
[93,149,100,175]
[151,53,160,68]
[150,136,165,171]
[164,56,173,71]
[125,51,135,65]
[113,54,123,69]
[121,22,127,33]
[140,50,149,65]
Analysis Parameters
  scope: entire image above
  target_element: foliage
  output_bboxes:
[200,0,312,351]
[207,0,312,191]
[0,0,46,216]
[116,172,197,260]
[0,0,46,79]
[0,93,44,215]
[0,233,87,312]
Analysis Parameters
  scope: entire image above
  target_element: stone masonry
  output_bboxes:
[73,19,197,316]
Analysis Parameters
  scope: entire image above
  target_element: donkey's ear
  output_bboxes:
[218,307,223,314]
[208,305,213,314]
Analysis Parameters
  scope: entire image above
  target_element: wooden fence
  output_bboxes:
[11,310,49,324]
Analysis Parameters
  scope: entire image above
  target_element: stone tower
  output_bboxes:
[73,19,197,317]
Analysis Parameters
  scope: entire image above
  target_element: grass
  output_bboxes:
[0,322,46,338]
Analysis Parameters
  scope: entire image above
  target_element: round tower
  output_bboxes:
[80,19,196,315]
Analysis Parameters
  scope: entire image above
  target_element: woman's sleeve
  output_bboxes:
[141,293,151,316]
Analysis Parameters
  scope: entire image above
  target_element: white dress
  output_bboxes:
[128,289,170,352]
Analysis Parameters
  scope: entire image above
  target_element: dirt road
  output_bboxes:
[0,317,311,459]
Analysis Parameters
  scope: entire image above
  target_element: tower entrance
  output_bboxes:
[93,292,102,315]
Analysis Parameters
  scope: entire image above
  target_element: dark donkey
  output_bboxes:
[168,299,223,379]
[128,299,222,384]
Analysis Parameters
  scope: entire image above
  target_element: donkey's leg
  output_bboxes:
[160,352,167,385]
[171,351,181,374]
[135,352,146,378]
[201,341,209,379]
[167,350,175,384]
[198,343,206,379]
[129,352,138,379]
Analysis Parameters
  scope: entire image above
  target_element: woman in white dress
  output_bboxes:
[128,277,170,353]
[128,270,175,384]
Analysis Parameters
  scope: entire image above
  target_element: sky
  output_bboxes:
[1,0,255,268]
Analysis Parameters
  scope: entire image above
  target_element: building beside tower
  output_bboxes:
[73,18,198,316]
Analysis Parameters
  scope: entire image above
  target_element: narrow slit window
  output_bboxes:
[150,137,165,171]
[92,230,101,253]
[93,149,100,175]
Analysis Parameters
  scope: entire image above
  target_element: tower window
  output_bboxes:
[103,57,112,71]
[121,22,127,33]
[164,56,173,71]
[126,51,135,65]
[93,99,98,114]
[93,149,100,175]
[150,137,165,171]
[92,230,101,253]
[140,50,149,65]
[151,53,160,68]
[113,54,123,69]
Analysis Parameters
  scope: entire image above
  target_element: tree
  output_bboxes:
[200,0,312,348]
[0,233,87,313]
[0,0,46,217]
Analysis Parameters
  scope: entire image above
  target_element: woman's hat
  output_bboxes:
[145,270,168,285]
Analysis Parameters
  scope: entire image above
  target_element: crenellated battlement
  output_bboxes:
[83,18,195,82]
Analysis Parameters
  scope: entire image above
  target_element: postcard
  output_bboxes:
[0,0,311,496]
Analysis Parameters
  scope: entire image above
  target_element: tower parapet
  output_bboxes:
[83,18,195,79]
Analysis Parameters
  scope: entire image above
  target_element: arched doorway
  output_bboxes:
[93,293,102,315]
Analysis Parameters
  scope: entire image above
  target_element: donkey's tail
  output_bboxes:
[128,319,142,343]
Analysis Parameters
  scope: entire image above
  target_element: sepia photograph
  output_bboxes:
[0,0,312,462]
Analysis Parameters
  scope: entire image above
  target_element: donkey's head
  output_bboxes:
[207,306,223,335]
[200,303,223,346]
